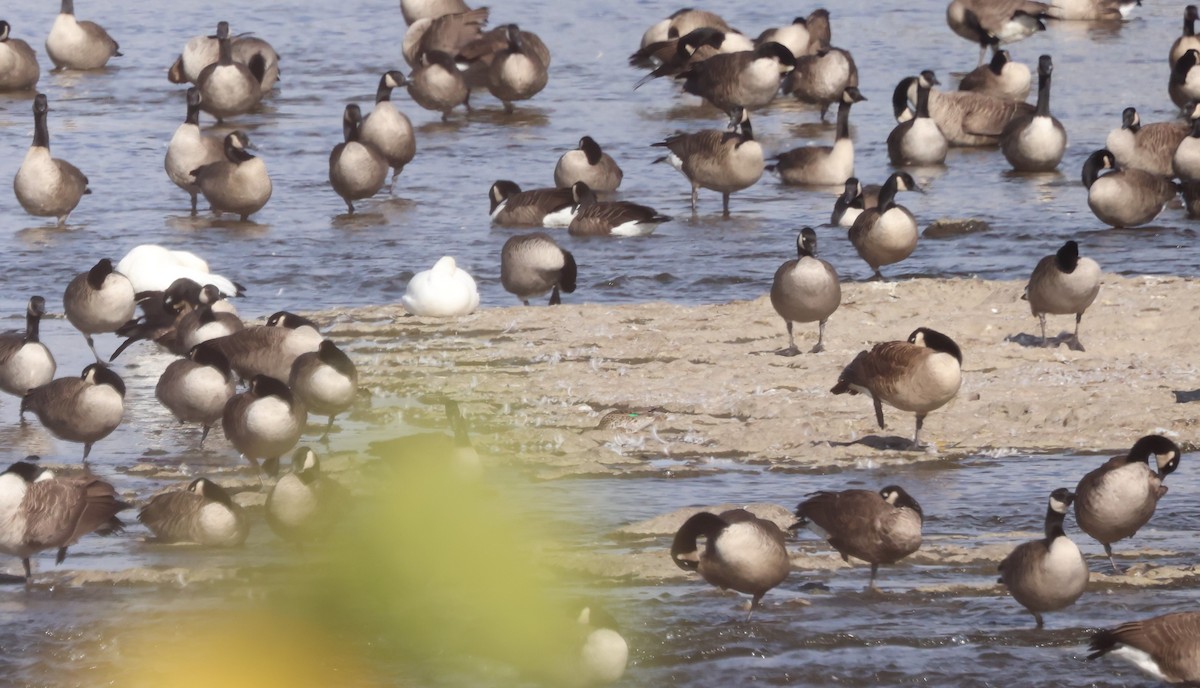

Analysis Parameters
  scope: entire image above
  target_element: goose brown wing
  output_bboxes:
[1136,122,1190,161]
[1098,613,1200,674]
[962,98,1034,138]
[796,489,885,560]
[138,490,202,543]
[0,332,24,366]
[997,539,1048,583]
[420,9,490,60]
[831,341,921,397]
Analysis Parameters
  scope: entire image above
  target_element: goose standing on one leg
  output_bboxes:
[45,0,120,70]
[14,94,90,226]
[289,340,358,442]
[997,488,1089,628]
[329,103,388,214]
[1000,55,1066,172]
[486,24,548,114]
[1024,240,1100,350]
[63,258,136,362]
[192,131,273,221]
[653,106,763,217]
[360,71,417,191]
[670,508,791,617]
[848,172,921,280]
[21,364,125,462]
[0,297,55,406]
[770,228,840,355]
[164,87,225,214]
[768,87,865,186]
[500,233,577,305]
[156,343,236,447]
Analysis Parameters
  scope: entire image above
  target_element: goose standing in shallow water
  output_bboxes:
[203,311,322,383]
[997,488,1089,628]
[1089,611,1200,683]
[45,0,120,70]
[21,364,125,461]
[0,21,39,91]
[1024,240,1100,350]
[192,131,272,221]
[265,447,349,544]
[407,50,469,120]
[677,41,795,112]
[566,182,671,237]
[770,228,840,355]
[63,258,136,362]
[156,343,236,447]
[769,87,864,186]
[485,24,548,113]
[360,71,417,190]
[500,233,577,305]
[289,340,358,441]
[138,477,248,547]
[329,103,388,214]
[848,172,921,280]
[958,49,1030,102]
[653,106,764,217]
[167,28,279,95]
[195,21,263,122]
[401,256,479,317]
[223,375,307,478]
[1081,148,1176,228]
[0,297,55,404]
[554,136,622,192]
[14,94,90,225]
[165,87,225,214]
[671,508,790,616]
[888,71,947,166]
[1000,55,1066,172]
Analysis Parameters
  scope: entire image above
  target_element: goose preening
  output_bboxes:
[1082,148,1176,228]
[403,8,489,69]
[204,311,322,383]
[500,232,577,306]
[21,363,125,461]
[554,137,623,192]
[1000,54,1066,172]
[0,21,39,91]
[407,50,469,120]
[14,94,90,225]
[192,131,273,221]
[0,459,128,581]
[887,71,948,166]
[289,340,358,441]
[329,103,388,214]
[946,0,1049,66]
[630,27,728,82]
[848,172,921,280]
[894,71,1034,147]
[1023,240,1101,350]
[770,228,840,355]
[768,87,864,186]
[784,44,860,119]
[222,375,307,478]
[171,290,244,352]
[574,605,628,687]
[45,0,120,70]
[401,0,471,25]
[109,281,242,361]
[1170,50,1200,111]
[1088,611,1200,684]
[489,180,576,227]
[670,508,791,615]
[831,327,962,449]
[483,24,549,113]
[156,343,236,446]
[567,181,671,237]
[1105,104,1200,177]
[165,88,225,214]
[401,256,480,317]
[675,41,795,112]
[1074,434,1180,573]
[1171,5,1200,68]
[653,105,764,217]
[0,297,55,404]
[138,477,248,547]
[1048,0,1140,21]
[63,258,136,362]
[754,15,815,60]
[792,485,923,589]
[265,447,348,543]
[116,245,243,298]
[997,488,1089,628]
[958,49,1030,102]
[360,71,417,189]
[167,27,279,94]
[195,22,263,121]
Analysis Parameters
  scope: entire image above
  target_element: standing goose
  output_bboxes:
[222,375,307,478]
[14,93,90,225]
[670,508,791,615]
[407,50,469,121]
[486,24,548,113]
[887,71,948,166]
[360,71,417,190]
[63,258,136,362]
[792,485,923,588]
[831,327,962,449]
[677,41,795,112]
[138,477,248,547]
[204,311,322,383]
[1082,148,1176,228]
[329,103,388,214]
[1089,611,1200,683]
[165,87,225,214]
[768,87,864,186]
[848,172,921,280]
[289,340,358,441]
[958,49,1031,102]
[0,460,128,581]
[1024,240,1101,350]
[265,447,348,544]
[946,0,1049,66]
[1048,0,1140,21]
[500,233,577,306]
[155,343,236,446]
[195,21,262,121]
[168,30,279,95]
[567,182,671,237]
[21,363,125,461]
[830,177,865,227]
[488,180,576,227]
[108,280,239,360]
[785,46,859,121]
[45,0,119,70]
[1074,434,1180,573]
[653,105,764,217]
[554,136,623,192]
[1171,6,1200,68]
[1170,50,1200,111]
[893,72,1034,147]
[192,131,272,221]
[0,21,39,91]
[997,488,1089,628]
[1000,54,1066,172]
[1104,104,1199,177]
[0,297,55,403]
[770,228,840,355]
[401,256,480,317]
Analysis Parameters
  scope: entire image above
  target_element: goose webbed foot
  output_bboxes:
[774,345,801,357]
[1067,335,1086,352]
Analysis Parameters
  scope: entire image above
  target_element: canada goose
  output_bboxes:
[117,244,244,298]
[1175,116,1200,180]
[754,16,813,59]
[484,24,549,114]
[155,343,236,446]
[1088,611,1200,683]
[0,297,55,403]
[793,485,923,588]
[946,0,1049,66]
[401,256,480,317]
[138,477,248,546]
[402,7,488,68]
[770,228,840,356]
[629,27,727,79]
[360,71,417,189]
[1171,50,1200,111]
[574,605,628,686]
[894,72,1035,146]
[784,43,859,120]
[265,446,348,543]
[168,30,280,95]
[195,22,263,121]
[799,7,834,55]
[173,292,244,352]
[289,340,357,441]
[1049,0,1140,21]
[0,21,39,91]
[848,172,921,280]
[45,0,119,70]
[831,327,962,449]
[1000,54,1066,172]
[329,104,388,214]
[0,459,128,580]
[1082,148,1176,228]
[567,182,671,237]
[653,105,764,217]
[204,311,322,383]
[958,49,1031,102]
[165,88,225,214]
[1171,6,1200,68]
[21,363,125,461]
[887,71,948,166]
[223,375,307,477]
[1074,434,1180,573]
[768,87,864,186]
[488,180,575,227]
[554,137,623,192]
[500,233,577,306]
[670,508,791,614]
[1104,104,1200,177]
[401,0,471,25]
[14,94,90,225]
[455,22,551,94]
[63,258,136,361]
[997,487,1089,628]
[677,41,795,112]
[1024,240,1101,350]
[192,131,272,221]
[107,277,219,360]
[407,50,469,120]
[831,177,865,227]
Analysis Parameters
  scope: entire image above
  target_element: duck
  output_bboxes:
[1000,54,1066,172]
[14,93,90,225]
[360,71,417,190]
[401,0,471,25]
[784,35,859,118]
[407,50,469,121]
[893,71,1034,147]
[958,49,1030,102]
[195,21,263,122]
[137,477,248,546]
[997,487,1089,628]
[770,228,840,355]
[1024,240,1101,350]
[676,41,795,112]
[488,180,576,227]
[1048,0,1140,21]
[1175,116,1200,180]
[289,340,357,441]
[167,29,279,95]
[164,87,226,214]
[566,182,671,237]
[20,363,125,461]
[500,233,577,306]
[653,105,764,217]
[155,343,236,446]
[831,327,962,449]
[1082,148,1176,228]
[1170,50,1200,111]
[670,508,791,615]
[63,258,136,362]
[222,375,307,478]
[848,172,921,280]
[554,137,622,192]
[1104,104,1199,177]
[946,0,1049,66]
[265,447,348,543]
[768,86,865,186]
[484,24,548,113]
[887,71,948,166]
[1088,611,1200,684]
[329,103,388,214]
[1074,434,1180,573]
[792,485,923,588]
[0,297,55,404]
[0,21,39,91]
[830,177,865,227]
[192,131,272,221]
[1171,5,1200,68]
[116,245,243,298]
[44,0,120,70]
[401,256,479,317]
[0,459,128,581]
[204,311,322,383]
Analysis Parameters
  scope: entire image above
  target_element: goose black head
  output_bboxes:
[1081,149,1116,189]
[291,446,321,483]
[1128,435,1182,477]
[1054,240,1080,273]
[316,339,356,377]
[83,363,126,397]
[1037,54,1053,78]
[342,103,364,143]
[3,460,43,483]
[249,375,294,404]
[28,296,46,318]
[907,327,963,364]
[841,86,866,104]
[880,485,924,519]
[988,49,1010,75]
[755,41,796,70]
[189,343,233,381]
[570,181,598,207]
[266,311,317,330]
[670,511,728,571]
[892,77,918,120]
[797,227,817,258]
[86,258,116,290]
[1048,487,1074,513]
[891,171,921,193]
[579,136,603,165]
[214,21,230,41]
[0,20,10,42]
[379,70,407,101]
[1120,106,1140,131]
[489,180,521,212]
[189,477,236,508]
[163,277,203,312]
[224,131,255,163]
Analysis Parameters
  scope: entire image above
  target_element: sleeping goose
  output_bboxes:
[164,87,225,214]
[155,343,236,446]
[958,49,1030,102]
[997,488,1089,628]
[1000,54,1066,172]
[401,256,479,317]
[138,477,248,546]
[63,258,136,362]
[1024,240,1101,350]
[1089,611,1200,683]
[0,21,39,91]
[888,71,948,166]
[653,105,764,216]
[848,172,921,280]
[0,297,55,404]
[894,71,1034,147]
[222,375,307,478]
[768,86,864,186]
[670,508,790,615]
[45,0,120,70]
[946,0,1049,66]
[407,50,469,120]
[1171,5,1200,68]
[21,363,125,461]
[781,10,859,121]
[265,447,348,543]
[554,137,622,192]
[1104,104,1200,177]
[195,22,262,122]
[289,340,358,441]
[1082,148,1176,228]
[488,180,575,227]
[500,233,577,306]
[360,71,417,190]
[675,41,795,112]
[566,182,670,237]
[1170,50,1200,111]
[754,16,813,60]
[329,103,387,214]
[770,227,840,355]
[485,24,548,113]
[14,93,89,225]
[192,131,272,221]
